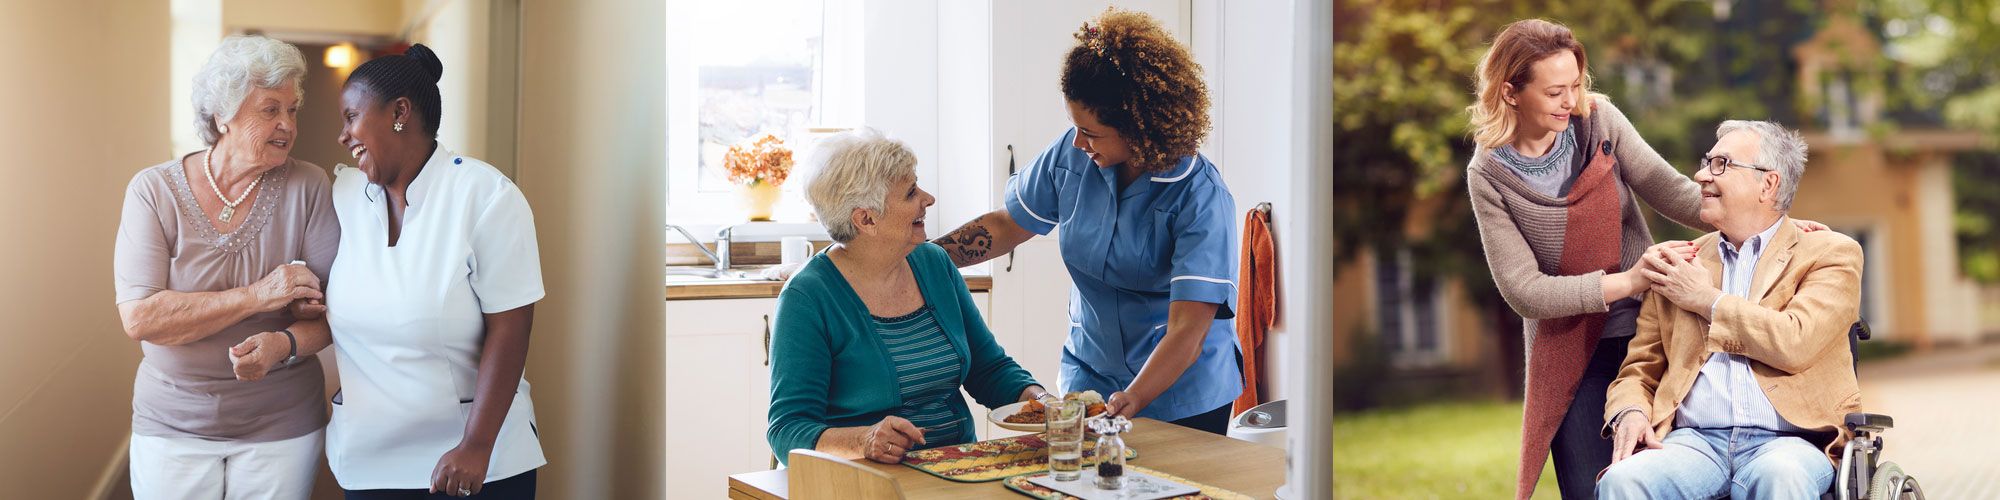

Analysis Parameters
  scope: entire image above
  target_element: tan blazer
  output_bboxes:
[1603,217,1864,464]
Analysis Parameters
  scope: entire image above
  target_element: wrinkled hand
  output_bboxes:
[859,416,926,464]
[1103,391,1152,419]
[430,443,493,497]
[288,297,326,320]
[1610,410,1663,464]
[1640,242,1718,313]
[227,331,285,381]
[1792,218,1829,233]
[1636,241,1699,272]
[251,264,321,312]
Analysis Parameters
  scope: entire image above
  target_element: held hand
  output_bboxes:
[430,443,493,497]
[288,297,326,320]
[1103,391,1152,419]
[227,332,284,381]
[1609,411,1663,464]
[251,264,321,312]
[1640,244,1717,313]
[860,416,926,464]
[1636,241,1699,271]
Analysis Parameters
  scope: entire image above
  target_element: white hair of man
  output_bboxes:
[191,35,306,146]
[801,127,919,243]
[1717,119,1809,212]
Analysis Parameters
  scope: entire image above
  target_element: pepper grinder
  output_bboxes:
[1090,416,1132,489]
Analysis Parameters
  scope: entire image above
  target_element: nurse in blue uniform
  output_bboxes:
[933,8,1242,433]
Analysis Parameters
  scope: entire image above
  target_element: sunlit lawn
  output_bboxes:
[1335,400,1559,499]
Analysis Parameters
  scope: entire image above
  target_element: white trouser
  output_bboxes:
[128,428,322,500]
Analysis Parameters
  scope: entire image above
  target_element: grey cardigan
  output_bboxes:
[1466,97,1712,342]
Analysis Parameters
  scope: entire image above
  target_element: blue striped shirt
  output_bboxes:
[873,305,965,447]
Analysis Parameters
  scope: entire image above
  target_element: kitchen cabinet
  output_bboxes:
[666,292,994,492]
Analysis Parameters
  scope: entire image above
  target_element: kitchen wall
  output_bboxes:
[515,0,666,497]
[1203,0,1303,407]
[0,0,170,496]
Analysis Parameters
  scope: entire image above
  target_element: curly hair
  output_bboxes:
[1060,7,1211,172]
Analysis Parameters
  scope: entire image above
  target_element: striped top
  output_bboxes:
[873,305,965,448]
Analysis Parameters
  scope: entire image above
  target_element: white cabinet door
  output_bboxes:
[664,298,777,493]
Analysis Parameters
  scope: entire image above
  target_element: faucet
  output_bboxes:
[666,224,734,272]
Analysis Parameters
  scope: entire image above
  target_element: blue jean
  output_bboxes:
[1597,427,1832,500]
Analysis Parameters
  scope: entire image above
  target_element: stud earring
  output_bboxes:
[393,122,404,133]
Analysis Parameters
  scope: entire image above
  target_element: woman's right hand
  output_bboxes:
[251,263,322,312]
[857,416,926,464]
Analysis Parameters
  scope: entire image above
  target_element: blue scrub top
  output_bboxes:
[1003,128,1243,422]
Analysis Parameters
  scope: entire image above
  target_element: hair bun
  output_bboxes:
[405,43,443,83]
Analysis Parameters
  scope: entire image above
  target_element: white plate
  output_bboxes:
[987,400,1106,433]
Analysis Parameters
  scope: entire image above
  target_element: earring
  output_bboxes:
[218,124,229,134]
[393,122,405,133]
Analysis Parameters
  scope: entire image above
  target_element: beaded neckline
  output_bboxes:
[163,156,290,253]
[1495,127,1575,177]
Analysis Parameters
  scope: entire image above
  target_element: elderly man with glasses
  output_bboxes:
[1595,120,1866,499]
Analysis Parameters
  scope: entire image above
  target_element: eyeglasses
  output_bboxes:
[1702,154,1774,176]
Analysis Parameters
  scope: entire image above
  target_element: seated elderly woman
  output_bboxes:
[767,128,1047,465]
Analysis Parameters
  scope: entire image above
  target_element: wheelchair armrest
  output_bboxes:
[1845,412,1894,433]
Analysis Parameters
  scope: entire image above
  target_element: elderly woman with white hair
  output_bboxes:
[113,35,337,499]
[766,128,1047,465]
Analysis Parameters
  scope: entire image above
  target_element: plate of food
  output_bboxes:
[989,390,1110,433]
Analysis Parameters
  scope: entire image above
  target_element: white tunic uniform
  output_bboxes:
[324,146,547,489]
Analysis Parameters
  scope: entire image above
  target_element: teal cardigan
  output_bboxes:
[766,243,1039,465]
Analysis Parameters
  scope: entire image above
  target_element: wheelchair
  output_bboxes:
[1830,319,1924,500]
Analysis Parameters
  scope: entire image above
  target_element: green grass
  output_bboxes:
[1334,400,1560,499]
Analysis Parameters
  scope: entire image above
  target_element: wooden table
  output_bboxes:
[726,418,1287,499]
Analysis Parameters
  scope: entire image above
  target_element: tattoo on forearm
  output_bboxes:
[936,221,995,264]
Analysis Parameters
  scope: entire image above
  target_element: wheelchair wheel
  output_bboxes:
[1867,462,1923,500]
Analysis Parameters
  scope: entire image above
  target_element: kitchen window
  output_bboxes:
[666,0,861,226]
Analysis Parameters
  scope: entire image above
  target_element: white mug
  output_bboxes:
[781,236,816,265]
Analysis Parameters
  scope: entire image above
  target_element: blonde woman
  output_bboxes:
[1463,19,1823,499]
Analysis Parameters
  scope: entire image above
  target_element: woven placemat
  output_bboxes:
[900,434,1138,483]
[1000,465,1254,500]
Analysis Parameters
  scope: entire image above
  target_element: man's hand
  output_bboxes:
[1610,410,1663,464]
[1641,243,1719,315]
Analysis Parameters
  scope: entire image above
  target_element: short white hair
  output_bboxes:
[801,128,918,243]
[191,35,306,146]
[1717,120,1809,211]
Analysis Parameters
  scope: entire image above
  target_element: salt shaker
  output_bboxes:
[1091,416,1131,489]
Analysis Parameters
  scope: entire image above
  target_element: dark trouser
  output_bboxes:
[344,469,537,500]
[1551,335,1630,500]
[1170,402,1235,435]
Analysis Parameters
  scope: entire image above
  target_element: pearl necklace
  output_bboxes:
[203,148,265,222]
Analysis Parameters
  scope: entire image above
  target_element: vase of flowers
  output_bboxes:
[723,133,794,221]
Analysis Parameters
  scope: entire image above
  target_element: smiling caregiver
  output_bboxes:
[933,7,1243,434]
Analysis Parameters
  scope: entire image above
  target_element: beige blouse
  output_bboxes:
[112,154,338,441]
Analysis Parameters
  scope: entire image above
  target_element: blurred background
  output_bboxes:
[0,0,663,498]
[1332,0,2000,497]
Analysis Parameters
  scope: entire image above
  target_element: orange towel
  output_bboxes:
[1233,207,1279,416]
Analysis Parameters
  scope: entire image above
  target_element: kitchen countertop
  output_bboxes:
[667,266,992,300]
